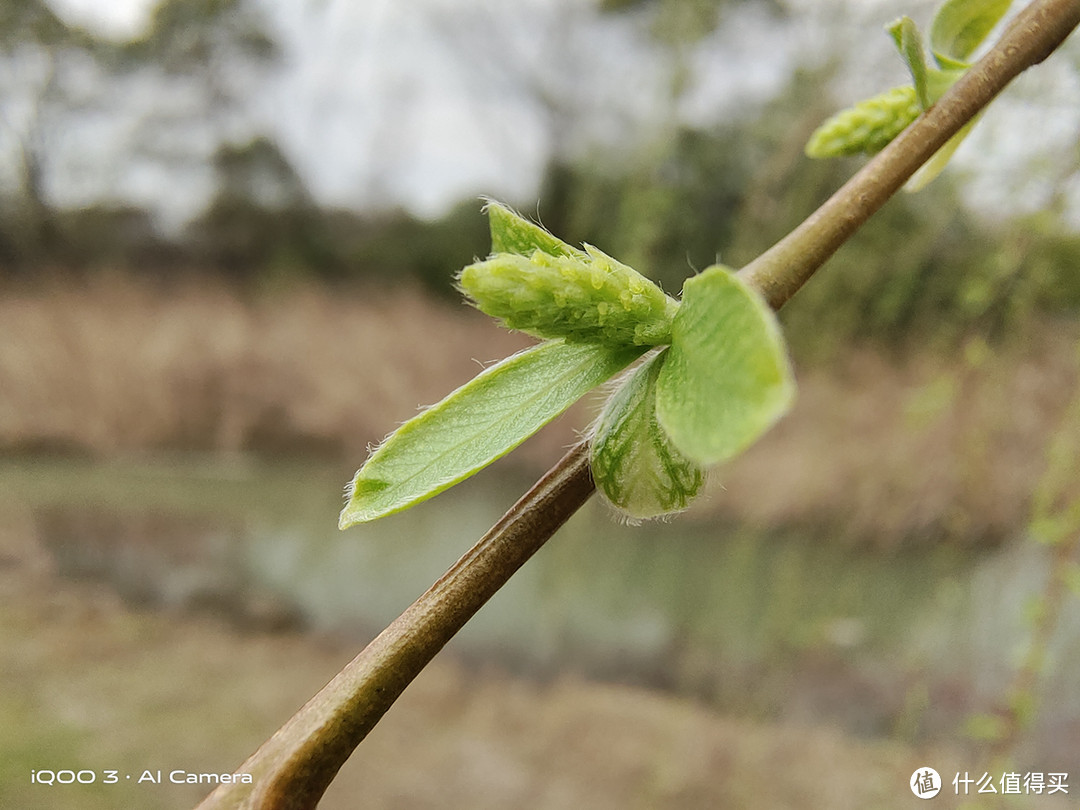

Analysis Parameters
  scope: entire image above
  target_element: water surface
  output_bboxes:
[5,454,1078,755]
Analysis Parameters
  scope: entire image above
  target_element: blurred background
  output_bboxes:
[2,0,1080,807]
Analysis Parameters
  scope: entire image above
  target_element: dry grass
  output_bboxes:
[4,275,1079,809]
[2,272,1078,545]
[0,274,534,459]
[711,333,1080,545]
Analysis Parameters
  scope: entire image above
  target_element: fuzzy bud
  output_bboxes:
[459,245,678,346]
[805,85,920,158]
[591,351,705,520]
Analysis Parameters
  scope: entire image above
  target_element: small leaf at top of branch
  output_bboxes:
[890,16,933,108]
[930,0,1013,69]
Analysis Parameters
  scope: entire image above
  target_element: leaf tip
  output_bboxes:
[338,509,359,531]
[338,474,391,529]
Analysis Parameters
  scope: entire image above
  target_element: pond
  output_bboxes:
[4,453,1079,760]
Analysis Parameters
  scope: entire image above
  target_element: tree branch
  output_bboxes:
[197,444,595,810]
[197,2,1080,807]
[738,0,1080,309]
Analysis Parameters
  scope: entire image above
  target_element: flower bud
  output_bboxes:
[459,245,678,346]
[805,85,920,158]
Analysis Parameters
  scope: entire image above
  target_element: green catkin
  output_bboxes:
[805,85,921,158]
[459,245,679,346]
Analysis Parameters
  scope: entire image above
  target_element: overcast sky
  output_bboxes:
[33,0,1080,230]
[36,0,804,224]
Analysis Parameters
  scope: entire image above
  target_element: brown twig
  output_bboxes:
[738,0,1080,309]
[197,2,1080,807]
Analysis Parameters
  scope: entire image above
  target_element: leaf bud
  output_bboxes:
[591,351,706,520]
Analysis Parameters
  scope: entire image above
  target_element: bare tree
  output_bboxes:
[0,0,94,259]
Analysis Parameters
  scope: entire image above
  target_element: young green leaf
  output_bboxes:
[485,200,582,259]
[889,16,932,109]
[591,351,706,520]
[459,245,679,346]
[340,339,643,527]
[655,265,794,466]
[930,0,1012,69]
[905,114,980,191]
